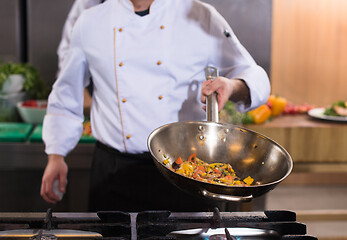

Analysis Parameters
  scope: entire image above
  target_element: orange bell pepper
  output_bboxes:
[267,94,287,116]
[248,104,271,124]
[188,153,196,162]
[175,156,183,165]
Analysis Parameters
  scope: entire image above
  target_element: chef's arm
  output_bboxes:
[41,13,89,204]
[201,77,250,112]
[206,7,270,112]
[227,78,250,107]
[40,154,68,204]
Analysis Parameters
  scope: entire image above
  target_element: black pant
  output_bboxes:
[88,141,228,212]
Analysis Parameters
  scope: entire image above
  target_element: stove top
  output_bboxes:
[0,208,318,239]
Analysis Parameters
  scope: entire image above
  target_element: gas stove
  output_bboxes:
[0,208,317,239]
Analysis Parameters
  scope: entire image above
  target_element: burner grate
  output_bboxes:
[136,208,317,240]
[0,209,318,240]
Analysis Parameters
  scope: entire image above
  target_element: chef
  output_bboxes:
[40,0,270,212]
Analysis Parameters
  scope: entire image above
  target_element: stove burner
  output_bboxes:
[224,228,233,240]
[29,233,57,240]
[44,209,53,230]
[0,208,317,240]
[136,208,316,240]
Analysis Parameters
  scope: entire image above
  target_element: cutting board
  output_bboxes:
[0,123,33,142]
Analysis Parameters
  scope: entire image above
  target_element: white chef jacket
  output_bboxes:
[43,0,270,156]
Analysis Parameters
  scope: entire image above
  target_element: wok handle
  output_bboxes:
[205,67,219,122]
[201,189,253,202]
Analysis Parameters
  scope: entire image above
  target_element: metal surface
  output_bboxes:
[0,0,23,62]
[0,229,102,239]
[201,0,272,75]
[205,67,219,122]
[147,121,293,202]
[0,143,93,212]
[26,0,73,86]
[0,210,317,240]
[169,227,280,240]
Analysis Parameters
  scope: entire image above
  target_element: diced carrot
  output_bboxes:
[213,168,221,174]
[175,156,183,165]
[197,165,205,172]
[188,153,196,162]
[224,175,234,180]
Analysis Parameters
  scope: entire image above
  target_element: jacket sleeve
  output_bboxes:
[43,14,90,157]
[57,0,100,79]
[207,6,270,112]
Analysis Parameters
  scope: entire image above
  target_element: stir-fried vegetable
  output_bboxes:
[163,153,254,186]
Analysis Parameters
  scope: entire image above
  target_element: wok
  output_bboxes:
[147,67,293,202]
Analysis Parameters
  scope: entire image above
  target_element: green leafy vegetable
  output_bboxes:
[220,101,254,125]
[0,62,49,99]
[323,101,347,116]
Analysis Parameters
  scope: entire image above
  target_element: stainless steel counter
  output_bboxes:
[0,143,95,212]
[0,142,94,169]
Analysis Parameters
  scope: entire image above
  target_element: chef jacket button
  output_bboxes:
[122,98,127,103]
[158,95,163,100]
[119,62,124,67]
[119,28,123,32]
[157,61,162,65]
[160,25,165,29]
[126,134,131,139]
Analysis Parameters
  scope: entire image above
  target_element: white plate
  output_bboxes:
[308,108,347,122]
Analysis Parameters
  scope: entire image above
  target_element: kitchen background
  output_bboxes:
[0,0,347,239]
[0,0,272,211]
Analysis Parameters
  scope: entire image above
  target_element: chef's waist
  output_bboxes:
[95,140,152,161]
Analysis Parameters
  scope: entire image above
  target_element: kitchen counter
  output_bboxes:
[0,142,94,169]
[2,114,346,168]
[0,142,94,212]
[245,114,347,185]
[246,114,347,164]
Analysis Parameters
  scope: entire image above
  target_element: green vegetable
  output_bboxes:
[324,100,347,116]
[220,101,254,125]
[0,62,49,99]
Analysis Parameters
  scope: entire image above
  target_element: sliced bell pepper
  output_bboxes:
[187,153,196,162]
[175,156,183,165]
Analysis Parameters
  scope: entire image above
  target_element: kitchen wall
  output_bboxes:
[0,0,24,63]
[271,0,347,106]
[3,0,346,107]
[0,0,272,88]
[202,0,272,76]
[26,0,74,87]
[0,0,73,86]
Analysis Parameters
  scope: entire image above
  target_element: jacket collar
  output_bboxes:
[118,0,167,15]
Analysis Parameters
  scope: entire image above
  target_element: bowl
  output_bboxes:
[16,100,47,124]
[0,92,27,122]
[1,74,25,94]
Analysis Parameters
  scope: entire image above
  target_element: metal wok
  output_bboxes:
[147,67,293,202]
[147,121,292,202]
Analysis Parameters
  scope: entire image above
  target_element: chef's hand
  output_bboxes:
[201,77,251,111]
[40,154,68,204]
